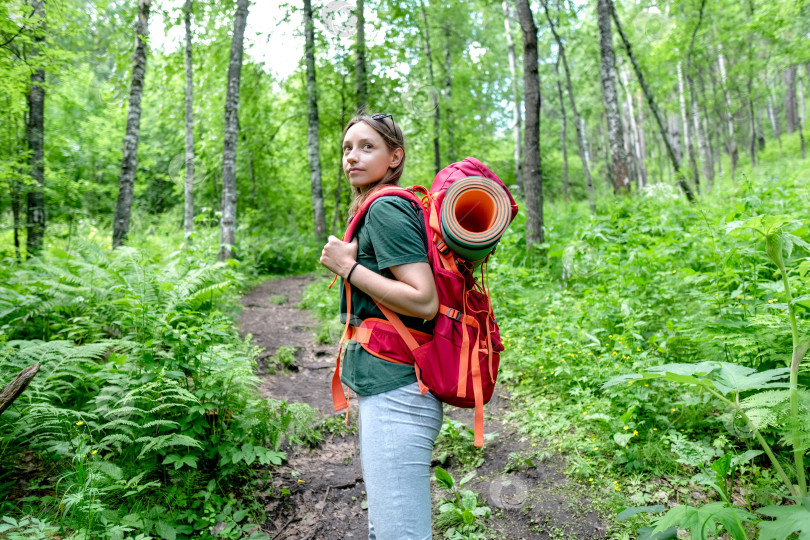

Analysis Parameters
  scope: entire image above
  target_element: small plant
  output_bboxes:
[267,346,297,373]
[433,419,497,471]
[434,466,491,539]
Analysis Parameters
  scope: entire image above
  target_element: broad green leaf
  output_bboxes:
[459,471,477,487]
[758,497,810,540]
[435,466,454,490]
[232,509,249,522]
[616,505,666,521]
[652,502,754,540]
[637,526,677,540]
[613,433,634,447]
[155,520,177,540]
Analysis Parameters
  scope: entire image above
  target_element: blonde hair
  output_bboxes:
[343,113,406,218]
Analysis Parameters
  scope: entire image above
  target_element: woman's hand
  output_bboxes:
[320,235,359,278]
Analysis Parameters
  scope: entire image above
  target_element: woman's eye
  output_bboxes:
[343,146,351,152]
[363,143,372,149]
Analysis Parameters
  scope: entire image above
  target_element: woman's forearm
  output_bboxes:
[347,263,438,320]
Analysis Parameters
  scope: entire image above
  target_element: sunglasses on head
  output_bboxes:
[371,113,394,123]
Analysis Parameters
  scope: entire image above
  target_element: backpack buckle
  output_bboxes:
[445,308,462,321]
[436,240,451,256]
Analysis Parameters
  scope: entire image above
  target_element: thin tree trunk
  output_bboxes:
[183,0,195,242]
[304,0,327,244]
[696,71,716,185]
[419,0,440,174]
[555,57,569,200]
[766,90,782,147]
[600,114,612,189]
[354,0,366,112]
[747,77,757,167]
[678,0,714,193]
[799,73,806,159]
[515,0,543,246]
[113,0,151,249]
[597,0,631,194]
[678,61,699,192]
[609,0,694,201]
[620,65,643,189]
[25,0,45,256]
[785,65,798,134]
[717,45,738,179]
[636,91,648,187]
[218,0,249,260]
[539,0,594,210]
[333,62,347,234]
[502,0,523,192]
[444,25,456,163]
[708,67,724,177]
[11,179,21,262]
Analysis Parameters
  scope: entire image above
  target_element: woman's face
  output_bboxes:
[342,121,403,193]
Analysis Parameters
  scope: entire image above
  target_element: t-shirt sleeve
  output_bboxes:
[365,197,428,270]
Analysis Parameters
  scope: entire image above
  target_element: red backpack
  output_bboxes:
[330,157,518,446]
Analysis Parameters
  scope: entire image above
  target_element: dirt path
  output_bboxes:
[239,275,609,539]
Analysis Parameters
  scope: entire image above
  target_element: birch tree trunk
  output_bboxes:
[620,65,643,189]
[766,92,782,147]
[746,77,757,167]
[25,0,45,255]
[515,0,544,246]
[600,115,612,189]
[354,0,366,112]
[555,57,569,200]
[540,0,596,210]
[696,72,716,182]
[799,73,806,159]
[419,0,441,174]
[708,68,724,177]
[502,0,523,192]
[608,0,693,200]
[597,0,631,194]
[183,0,195,242]
[785,65,798,133]
[304,0,327,244]
[333,63,347,234]
[112,0,151,249]
[218,0,249,260]
[717,46,738,179]
[636,91,648,187]
[692,88,713,189]
[444,25,456,163]
[678,61,700,192]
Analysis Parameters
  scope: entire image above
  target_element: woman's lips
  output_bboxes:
[348,168,363,174]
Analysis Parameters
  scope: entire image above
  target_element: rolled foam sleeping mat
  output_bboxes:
[440,175,513,263]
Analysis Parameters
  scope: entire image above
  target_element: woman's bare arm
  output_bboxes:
[320,235,438,320]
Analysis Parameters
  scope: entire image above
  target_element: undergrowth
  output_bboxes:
[0,238,321,538]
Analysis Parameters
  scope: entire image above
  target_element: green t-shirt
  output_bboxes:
[338,196,433,396]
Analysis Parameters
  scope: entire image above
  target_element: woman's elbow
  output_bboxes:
[419,294,439,321]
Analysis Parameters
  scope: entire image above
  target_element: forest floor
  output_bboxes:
[238,275,610,539]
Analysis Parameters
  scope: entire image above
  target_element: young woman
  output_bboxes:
[319,113,442,540]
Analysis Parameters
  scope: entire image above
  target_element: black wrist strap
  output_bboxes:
[346,262,361,284]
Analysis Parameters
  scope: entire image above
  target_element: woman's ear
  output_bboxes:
[390,147,404,167]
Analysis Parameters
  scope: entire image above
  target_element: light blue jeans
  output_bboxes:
[358,381,444,540]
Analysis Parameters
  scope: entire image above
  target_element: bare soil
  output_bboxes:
[238,275,609,539]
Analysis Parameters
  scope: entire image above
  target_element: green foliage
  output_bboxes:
[433,467,491,539]
[757,496,810,540]
[433,419,497,472]
[0,240,319,537]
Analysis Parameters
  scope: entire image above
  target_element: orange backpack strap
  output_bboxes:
[331,282,352,414]
[374,301,430,395]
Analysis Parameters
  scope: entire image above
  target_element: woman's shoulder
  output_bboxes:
[366,193,420,220]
